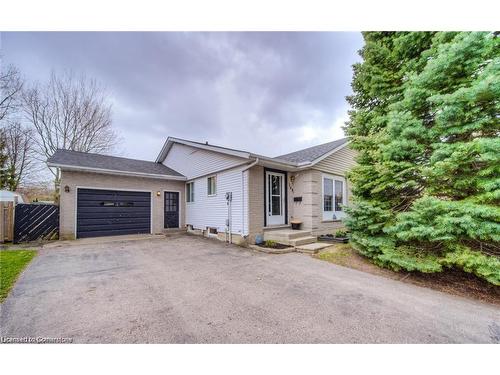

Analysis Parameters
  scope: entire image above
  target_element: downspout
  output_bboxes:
[241,158,259,239]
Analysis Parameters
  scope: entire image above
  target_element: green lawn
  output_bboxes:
[0,250,37,302]
[315,243,354,266]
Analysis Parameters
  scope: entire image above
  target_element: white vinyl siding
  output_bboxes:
[185,167,249,235]
[163,143,248,180]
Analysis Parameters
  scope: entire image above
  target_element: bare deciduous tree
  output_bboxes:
[1,65,24,189]
[22,71,116,187]
[2,122,35,190]
[0,65,23,122]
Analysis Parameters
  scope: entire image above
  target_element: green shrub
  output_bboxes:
[345,32,500,284]
[335,230,348,238]
[441,245,500,286]
[264,240,277,248]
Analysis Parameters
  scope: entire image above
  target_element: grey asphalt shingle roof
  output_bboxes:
[275,137,349,164]
[47,149,184,177]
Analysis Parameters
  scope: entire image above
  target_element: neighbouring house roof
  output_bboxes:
[0,190,25,204]
[47,149,186,180]
[275,138,349,164]
[156,136,350,168]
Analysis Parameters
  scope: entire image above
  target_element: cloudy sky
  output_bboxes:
[1,32,363,161]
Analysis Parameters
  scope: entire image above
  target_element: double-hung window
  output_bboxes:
[322,174,345,220]
[186,182,194,203]
[323,178,334,213]
[207,176,217,196]
[334,180,343,212]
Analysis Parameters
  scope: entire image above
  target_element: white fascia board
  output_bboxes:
[155,139,171,163]
[254,158,300,171]
[250,154,298,167]
[47,163,187,181]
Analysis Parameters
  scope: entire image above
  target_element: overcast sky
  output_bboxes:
[1,32,363,161]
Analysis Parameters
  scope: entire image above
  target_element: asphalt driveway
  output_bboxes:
[1,234,499,343]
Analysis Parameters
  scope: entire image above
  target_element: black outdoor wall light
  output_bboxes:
[64,185,70,193]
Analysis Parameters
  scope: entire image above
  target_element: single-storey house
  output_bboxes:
[47,136,357,245]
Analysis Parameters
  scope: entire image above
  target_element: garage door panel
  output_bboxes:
[78,211,150,221]
[77,207,151,214]
[77,228,151,238]
[78,200,151,208]
[76,188,151,238]
[78,189,149,196]
[78,222,151,232]
[76,193,151,202]
[77,217,151,226]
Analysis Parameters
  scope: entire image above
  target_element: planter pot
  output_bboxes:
[332,237,349,243]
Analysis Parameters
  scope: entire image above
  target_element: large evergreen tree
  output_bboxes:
[345,32,500,285]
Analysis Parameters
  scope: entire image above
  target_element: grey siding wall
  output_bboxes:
[59,170,185,239]
[314,146,357,177]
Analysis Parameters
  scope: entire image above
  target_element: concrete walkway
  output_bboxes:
[1,235,499,343]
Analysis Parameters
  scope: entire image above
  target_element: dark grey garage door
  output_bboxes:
[77,188,151,238]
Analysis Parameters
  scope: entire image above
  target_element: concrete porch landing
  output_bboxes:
[263,228,316,247]
[295,242,333,254]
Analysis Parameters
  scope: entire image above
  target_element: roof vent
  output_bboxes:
[205,141,209,145]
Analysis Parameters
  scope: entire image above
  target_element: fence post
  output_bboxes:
[0,202,14,243]
[0,202,4,243]
[6,202,14,241]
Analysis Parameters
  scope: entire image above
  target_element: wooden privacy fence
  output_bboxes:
[0,202,14,243]
[13,204,59,244]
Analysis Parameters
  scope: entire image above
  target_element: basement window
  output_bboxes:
[208,227,218,235]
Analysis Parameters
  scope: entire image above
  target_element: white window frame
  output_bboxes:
[186,181,195,203]
[321,173,346,221]
[207,175,217,197]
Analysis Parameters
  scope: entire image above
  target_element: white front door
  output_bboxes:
[265,171,286,226]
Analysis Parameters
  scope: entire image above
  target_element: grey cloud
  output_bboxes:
[1,32,363,160]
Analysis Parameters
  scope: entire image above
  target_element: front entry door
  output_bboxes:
[164,191,180,228]
[265,171,286,226]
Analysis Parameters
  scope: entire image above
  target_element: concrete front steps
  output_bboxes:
[262,227,334,254]
[263,228,316,247]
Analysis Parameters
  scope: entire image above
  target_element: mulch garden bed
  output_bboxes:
[257,242,291,250]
